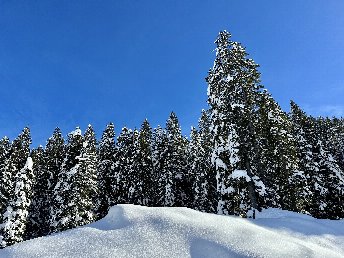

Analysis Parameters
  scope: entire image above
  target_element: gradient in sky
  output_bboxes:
[1,0,344,146]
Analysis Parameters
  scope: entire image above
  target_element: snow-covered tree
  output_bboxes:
[78,125,99,223]
[206,31,265,217]
[1,157,35,247]
[96,123,116,219]
[50,127,83,232]
[0,137,11,227]
[136,119,154,206]
[255,91,300,210]
[289,101,314,213]
[166,112,190,207]
[189,126,214,213]
[26,146,47,239]
[152,126,170,206]
[0,128,32,247]
[311,117,344,219]
[289,102,344,218]
[113,127,136,204]
[44,128,65,233]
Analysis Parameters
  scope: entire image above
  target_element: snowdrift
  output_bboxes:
[0,205,343,258]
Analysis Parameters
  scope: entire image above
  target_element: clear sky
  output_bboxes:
[1,0,344,146]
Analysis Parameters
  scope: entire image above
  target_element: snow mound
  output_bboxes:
[0,205,343,258]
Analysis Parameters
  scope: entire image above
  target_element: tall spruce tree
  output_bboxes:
[152,126,170,206]
[206,31,265,217]
[113,127,135,204]
[312,117,344,219]
[51,125,98,232]
[197,110,217,213]
[127,129,141,204]
[96,123,116,219]
[45,128,65,232]
[289,102,331,217]
[189,126,215,212]
[0,127,34,247]
[136,119,154,206]
[255,91,300,210]
[26,146,47,239]
[0,137,11,231]
[1,157,35,247]
[165,112,190,207]
[78,125,99,223]
[50,127,83,232]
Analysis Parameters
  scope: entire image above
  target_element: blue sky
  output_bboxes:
[1,0,344,146]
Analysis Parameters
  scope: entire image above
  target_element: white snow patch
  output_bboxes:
[69,128,82,136]
[24,157,33,171]
[0,205,343,258]
[230,170,251,182]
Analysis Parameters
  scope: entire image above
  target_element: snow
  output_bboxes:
[24,157,33,171]
[231,169,251,182]
[69,127,82,136]
[223,74,233,82]
[0,205,343,258]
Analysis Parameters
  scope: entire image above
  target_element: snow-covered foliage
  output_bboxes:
[1,157,35,247]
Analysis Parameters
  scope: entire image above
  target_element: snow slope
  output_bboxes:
[0,205,343,258]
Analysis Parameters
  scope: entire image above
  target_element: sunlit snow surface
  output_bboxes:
[0,205,343,258]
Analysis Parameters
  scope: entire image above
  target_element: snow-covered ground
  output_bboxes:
[0,205,343,258]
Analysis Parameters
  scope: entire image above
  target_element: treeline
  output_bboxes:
[0,31,344,248]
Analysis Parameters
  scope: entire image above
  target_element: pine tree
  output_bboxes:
[206,31,265,217]
[96,123,116,219]
[311,117,344,219]
[45,128,65,233]
[196,110,217,213]
[152,126,170,206]
[78,125,99,223]
[165,112,190,207]
[189,126,215,212]
[289,101,317,213]
[113,127,135,204]
[329,118,344,173]
[0,128,32,247]
[50,127,83,232]
[1,157,35,247]
[0,137,11,228]
[255,91,300,210]
[136,119,154,206]
[26,146,47,239]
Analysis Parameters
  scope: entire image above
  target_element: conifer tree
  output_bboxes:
[0,137,11,228]
[189,127,214,212]
[113,127,135,204]
[329,118,344,172]
[136,119,154,206]
[255,91,300,210]
[126,129,140,204]
[26,146,47,239]
[1,157,35,247]
[0,128,31,247]
[289,102,330,216]
[45,128,65,232]
[206,31,265,217]
[50,127,83,232]
[96,123,116,218]
[78,125,99,223]
[51,125,98,232]
[152,126,170,206]
[310,117,344,219]
[196,110,217,213]
[165,112,190,207]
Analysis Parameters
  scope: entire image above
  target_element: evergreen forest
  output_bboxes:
[0,31,343,248]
